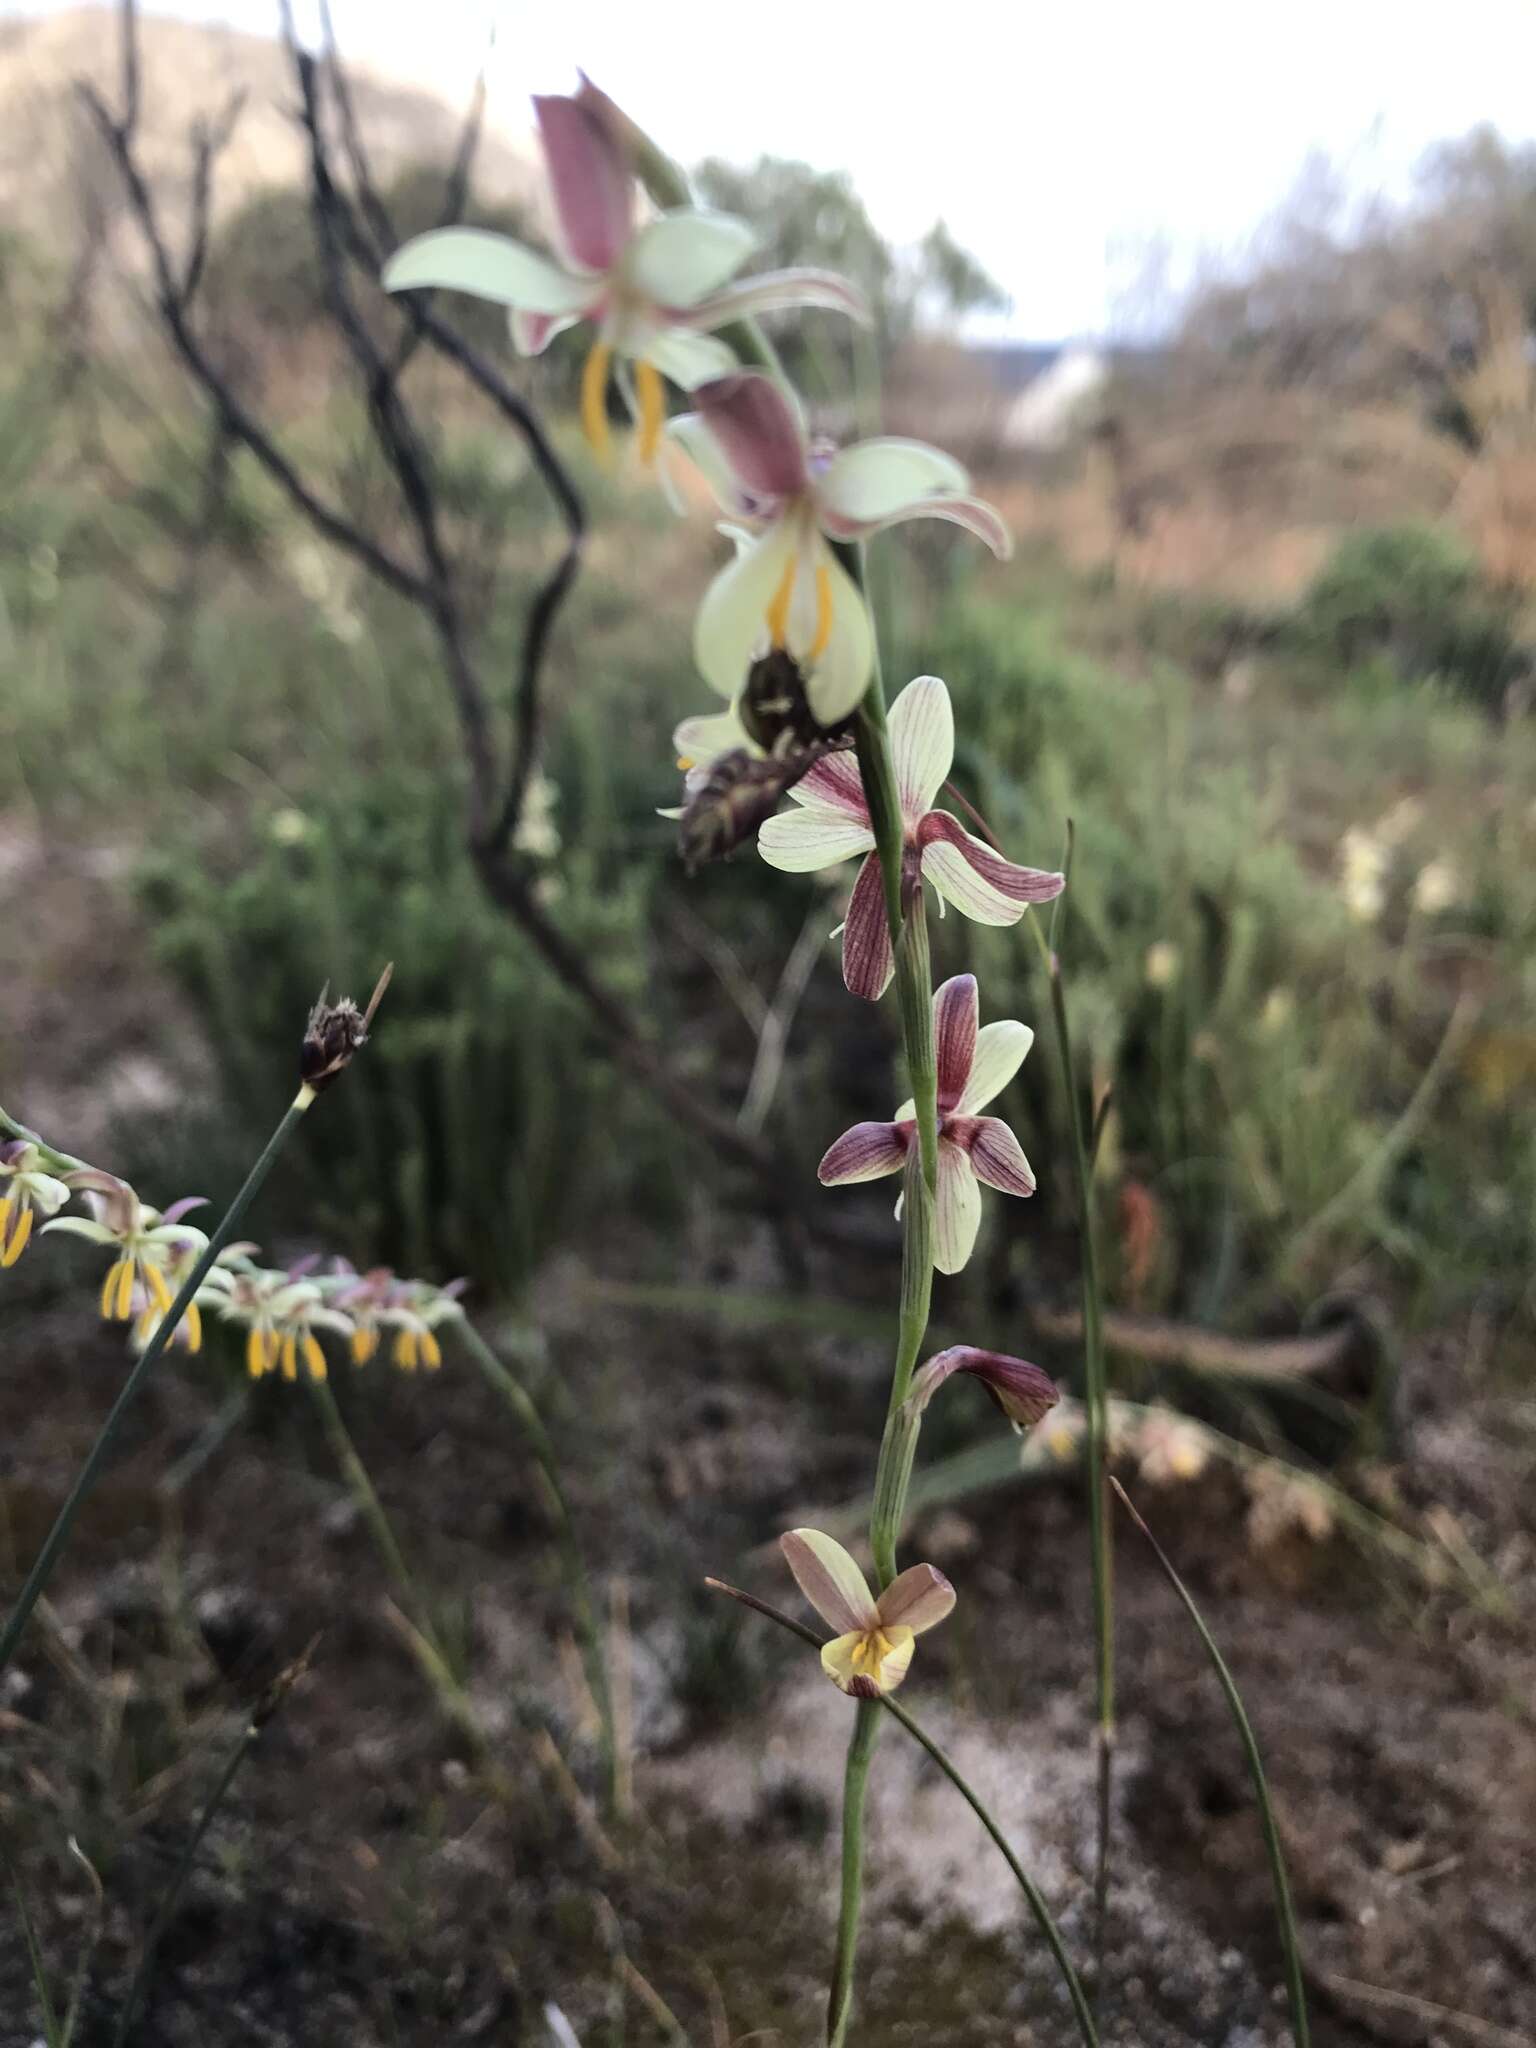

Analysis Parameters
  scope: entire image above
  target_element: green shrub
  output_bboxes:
[1294,522,1526,705]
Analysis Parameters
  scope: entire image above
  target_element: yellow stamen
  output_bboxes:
[808,564,834,663]
[281,1332,298,1382]
[766,553,797,650]
[98,1258,118,1320]
[580,339,614,466]
[635,357,665,467]
[0,1196,11,1245]
[2,1202,33,1268]
[302,1332,327,1382]
[145,1260,174,1314]
[394,1328,419,1372]
[422,1329,442,1371]
[351,1326,378,1365]
[676,755,695,772]
[184,1302,202,1354]
[246,1325,267,1378]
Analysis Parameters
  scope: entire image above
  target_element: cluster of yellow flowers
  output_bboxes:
[1,1134,463,1382]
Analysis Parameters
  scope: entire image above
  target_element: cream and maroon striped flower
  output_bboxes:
[818,974,1038,1274]
[757,676,1063,999]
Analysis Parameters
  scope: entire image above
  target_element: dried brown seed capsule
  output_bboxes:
[299,965,393,1092]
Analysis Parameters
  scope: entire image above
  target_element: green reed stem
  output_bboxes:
[1111,1480,1310,2048]
[824,551,940,2042]
[307,1371,433,1631]
[707,1578,1098,2048]
[455,1321,617,1815]
[827,1698,880,2048]
[0,1087,316,1680]
[1029,871,1115,1997]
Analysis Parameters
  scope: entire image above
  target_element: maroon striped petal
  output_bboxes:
[817,1119,910,1185]
[842,852,895,1001]
[794,750,869,819]
[533,94,632,273]
[960,1115,1036,1196]
[692,370,809,501]
[932,973,978,1111]
[918,811,1065,922]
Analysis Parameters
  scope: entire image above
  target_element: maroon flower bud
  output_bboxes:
[906,1346,1060,1435]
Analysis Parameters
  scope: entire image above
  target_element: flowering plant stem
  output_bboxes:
[1029,870,1116,1998]
[0,1086,317,1681]
[823,570,941,2047]
[454,1321,618,1816]
[306,1373,440,1643]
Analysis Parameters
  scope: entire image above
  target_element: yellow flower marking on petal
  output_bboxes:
[280,1332,299,1382]
[421,1329,442,1371]
[1,1202,33,1267]
[808,564,834,663]
[302,1332,327,1382]
[635,357,666,467]
[766,552,797,650]
[580,339,614,466]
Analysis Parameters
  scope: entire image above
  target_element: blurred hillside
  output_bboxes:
[0,8,535,302]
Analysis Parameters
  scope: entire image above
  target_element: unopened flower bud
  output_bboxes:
[906,1346,1060,1435]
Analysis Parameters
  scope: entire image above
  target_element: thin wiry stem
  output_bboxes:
[0,1088,316,1679]
[1112,1480,1310,2048]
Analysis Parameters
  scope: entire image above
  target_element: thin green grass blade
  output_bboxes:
[1111,1478,1310,2048]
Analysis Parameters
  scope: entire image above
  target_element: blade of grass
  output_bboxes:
[1110,1478,1309,2048]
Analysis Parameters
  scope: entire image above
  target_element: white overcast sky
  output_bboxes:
[22,1,1536,336]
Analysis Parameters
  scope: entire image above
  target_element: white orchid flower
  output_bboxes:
[780,1528,955,1697]
[382,81,866,466]
[756,675,1063,999]
[672,372,1012,729]
[817,974,1037,1274]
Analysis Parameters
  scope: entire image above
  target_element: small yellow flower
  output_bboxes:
[780,1528,955,1698]
[44,1175,208,1324]
[0,1140,71,1269]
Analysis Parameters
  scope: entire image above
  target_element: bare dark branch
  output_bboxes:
[89,0,782,1192]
